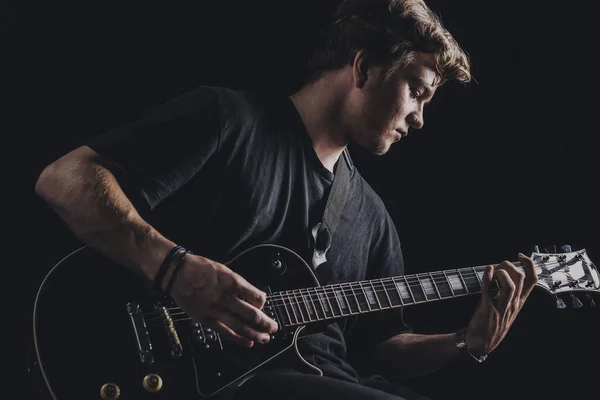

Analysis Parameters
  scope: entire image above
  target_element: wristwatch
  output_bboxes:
[455,327,488,363]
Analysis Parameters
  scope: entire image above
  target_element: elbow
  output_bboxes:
[35,162,64,204]
[35,145,99,205]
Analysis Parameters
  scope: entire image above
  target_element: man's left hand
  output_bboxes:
[464,253,538,357]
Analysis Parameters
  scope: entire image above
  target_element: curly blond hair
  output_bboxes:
[306,0,471,85]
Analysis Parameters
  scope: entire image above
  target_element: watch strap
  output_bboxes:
[455,327,488,363]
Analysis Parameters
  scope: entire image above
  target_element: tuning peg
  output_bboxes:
[545,245,556,253]
[570,293,583,308]
[534,245,540,253]
[554,294,566,309]
[560,245,572,253]
[586,293,596,307]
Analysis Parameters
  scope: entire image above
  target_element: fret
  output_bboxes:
[358,281,372,311]
[316,288,334,318]
[338,284,356,314]
[291,290,307,322]
[363,282,382,310]
[428,272,442,299]
[323,285,343,317]
[402,276,417,304]
[416,274,439,301]
[320,287,337,318]
[284,291,299,324]
[269,292,292,325]
[394,278,413,305]
[300,288,318,321]
[472,267,483,286]
[391,277,405,306]
[415,275,427,301]
[368,280,384,309]
[457,269,469,294]
[348,283,363,312]
[378,278,393,308]
[441,270,456,297]
[300,289,315,320]
[331,285,348,315]
[307,288,324,320]
[407,275,427,303]
[445,270,467,295]
[429,272,452,299]
[461,269,481,293]
[274,293,293,326]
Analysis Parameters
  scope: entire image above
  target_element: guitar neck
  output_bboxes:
[270,263,515,327]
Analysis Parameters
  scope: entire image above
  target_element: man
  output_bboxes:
[35,0,537,399]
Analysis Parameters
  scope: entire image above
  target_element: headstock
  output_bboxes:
[532,245,599,309]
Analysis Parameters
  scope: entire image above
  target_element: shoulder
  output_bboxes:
[351,169,390,221]
[203,86,279,119]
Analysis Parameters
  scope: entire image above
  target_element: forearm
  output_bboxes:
[369,332,458,380]
[35,147,174,282]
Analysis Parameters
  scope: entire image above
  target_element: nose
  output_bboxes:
[407,108,424,130]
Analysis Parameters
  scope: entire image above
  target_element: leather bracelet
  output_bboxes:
[164,250,191,296]
[455,327,488,363]
[153,245,185,293]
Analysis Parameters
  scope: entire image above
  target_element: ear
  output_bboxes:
[352,50,369,88]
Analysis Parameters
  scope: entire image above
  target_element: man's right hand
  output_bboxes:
[167,253,279,348]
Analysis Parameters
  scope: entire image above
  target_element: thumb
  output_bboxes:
[480,265,494,306]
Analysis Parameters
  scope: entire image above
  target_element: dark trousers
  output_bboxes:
[231,370,431,400]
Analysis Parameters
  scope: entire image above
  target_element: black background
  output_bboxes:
[7,0,600,399]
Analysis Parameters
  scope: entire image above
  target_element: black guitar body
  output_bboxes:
[33,244,322,400]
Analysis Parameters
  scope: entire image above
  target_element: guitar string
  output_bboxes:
[143,260,584,322]
[148,270,586,328]
[148,269,580,328]
[143,260,578,320]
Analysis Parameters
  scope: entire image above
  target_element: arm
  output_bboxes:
[35,145,174,282]
[35,86,222,281]
[366,254,538,381]
[35,145,277,346]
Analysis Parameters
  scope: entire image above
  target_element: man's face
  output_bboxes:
[346,52,439,155]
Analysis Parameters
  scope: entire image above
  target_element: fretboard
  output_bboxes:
[269,265,487,327]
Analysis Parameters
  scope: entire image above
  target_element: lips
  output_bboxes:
[395,129,408,137]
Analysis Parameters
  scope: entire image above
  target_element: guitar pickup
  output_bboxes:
[127,301,154,364]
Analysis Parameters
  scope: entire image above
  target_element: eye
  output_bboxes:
[410,88,421,99]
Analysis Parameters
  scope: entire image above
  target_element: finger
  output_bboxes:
[480,265,495,306]
[208,319,255,348]
[213,310,272,345]
[494,269,516,312]
[233,276,267,309]
[495,260,524,299]
[225,296,278,334]
[517,252,538,298]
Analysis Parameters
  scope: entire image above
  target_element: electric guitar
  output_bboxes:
[32,244,600,400]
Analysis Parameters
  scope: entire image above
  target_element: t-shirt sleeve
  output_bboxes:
[85,85,223,212]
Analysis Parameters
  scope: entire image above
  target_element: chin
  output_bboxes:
[371,136,394,155]
[370,141,391,156]
[352,131,392,155]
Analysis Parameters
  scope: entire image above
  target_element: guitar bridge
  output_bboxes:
[127,301,154,364]
[157,305,183,357]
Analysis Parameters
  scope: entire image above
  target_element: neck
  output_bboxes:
[289,77,348,173]
[268,262,535,328]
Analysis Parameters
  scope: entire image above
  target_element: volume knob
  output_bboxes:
[143,374,163,392]
[100,383,120,399]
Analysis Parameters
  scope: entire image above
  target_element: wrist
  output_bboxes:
[140,233,178,283]
[455,327,488,363]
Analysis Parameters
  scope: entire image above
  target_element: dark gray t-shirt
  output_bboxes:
[86,85,412,383]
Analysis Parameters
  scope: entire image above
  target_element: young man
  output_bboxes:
[35,0,537,399]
